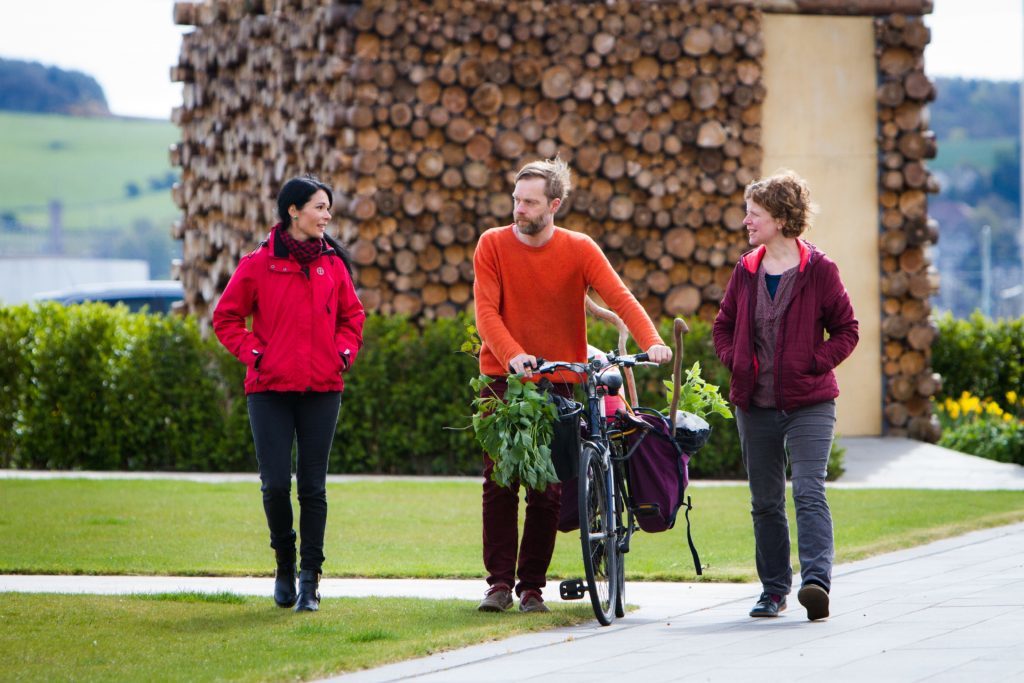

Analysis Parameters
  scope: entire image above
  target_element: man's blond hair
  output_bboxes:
[515,156,572,202]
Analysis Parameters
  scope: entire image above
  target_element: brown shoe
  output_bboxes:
[519,589,549,613]
[477,584,513,612]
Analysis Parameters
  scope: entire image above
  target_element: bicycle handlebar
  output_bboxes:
[508,350,657,378]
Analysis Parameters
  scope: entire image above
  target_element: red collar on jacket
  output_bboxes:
[741,239,811,274]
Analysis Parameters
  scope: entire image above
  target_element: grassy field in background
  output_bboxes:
[0,592,593,682]
[3,479,1024,582]
[0,111,179,231]
[929,134,1017,172]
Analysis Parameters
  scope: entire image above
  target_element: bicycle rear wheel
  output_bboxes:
[579,441,618,626]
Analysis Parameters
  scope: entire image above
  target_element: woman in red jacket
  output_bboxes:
[713,171,858,622]
[214,176,365,612]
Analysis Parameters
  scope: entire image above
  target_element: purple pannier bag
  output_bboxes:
[558,410,702,575]
[622,412,688,532]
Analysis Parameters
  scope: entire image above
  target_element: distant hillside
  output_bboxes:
[931,77,1019,142]
[0,58,109,116]
[0,111,180,278]
[929,78,1022,319]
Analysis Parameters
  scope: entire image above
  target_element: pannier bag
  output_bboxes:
[621,410,702,575]
[538,378,583,483]
[555,409,702,575]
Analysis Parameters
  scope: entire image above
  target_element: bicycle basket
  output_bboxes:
[539,379,583,483]
[672,411,712,455]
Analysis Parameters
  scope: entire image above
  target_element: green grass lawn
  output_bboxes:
[0,592,593,682]
[0,111,179,231]
[3,478,1024,681]
[3,479,1024,582]
[930,134,1017,172]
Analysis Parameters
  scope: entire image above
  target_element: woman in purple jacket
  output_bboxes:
[713,171,858,622]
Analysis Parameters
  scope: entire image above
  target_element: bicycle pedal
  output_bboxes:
[559,578,586,600]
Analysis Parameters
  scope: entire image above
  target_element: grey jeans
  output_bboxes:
[737,401,836,596]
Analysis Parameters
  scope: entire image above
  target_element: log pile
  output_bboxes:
[170,0,764,324]
[169,0,941,441]
[873,13,941,442]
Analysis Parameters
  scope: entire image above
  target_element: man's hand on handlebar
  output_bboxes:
[645,344,673,365]
[509,353,539,377]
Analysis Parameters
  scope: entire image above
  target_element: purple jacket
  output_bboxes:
[712,240,859,412]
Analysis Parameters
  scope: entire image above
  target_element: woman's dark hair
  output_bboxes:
[276,174,354,276]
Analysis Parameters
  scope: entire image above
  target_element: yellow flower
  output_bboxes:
[960,395,982,415]
[1007,390,1018,406]
[948,403,961,419]
[985,402,1004,417]
[1005,413,1014,423]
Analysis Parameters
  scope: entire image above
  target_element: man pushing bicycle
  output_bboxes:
[472,156,671,613]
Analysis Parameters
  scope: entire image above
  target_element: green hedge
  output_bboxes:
[932,311,1024,403]
[1,303,849,478]
[932,312,1024,465]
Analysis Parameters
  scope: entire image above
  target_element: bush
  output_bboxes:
[0,304,845,479]
[8,303,238,471]
[334,315,478,475]
[936,391,1024,465]
[933,312,1024,404]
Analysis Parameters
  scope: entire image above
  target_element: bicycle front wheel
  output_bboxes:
[579,441,618,626]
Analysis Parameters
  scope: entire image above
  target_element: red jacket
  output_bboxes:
[712,240,858,412]
[213,228,365,394]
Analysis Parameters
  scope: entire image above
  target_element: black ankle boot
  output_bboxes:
[294,570,321,612]
[273,549,297,608]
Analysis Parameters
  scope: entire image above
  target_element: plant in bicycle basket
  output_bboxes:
[663,361,733,454]
[469,375,561,491]
[664,361,733,420]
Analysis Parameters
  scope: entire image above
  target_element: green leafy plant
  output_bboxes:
[663,361,734,420]
[469,375,560,491]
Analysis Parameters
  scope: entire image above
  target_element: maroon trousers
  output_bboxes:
[481,378,573,597]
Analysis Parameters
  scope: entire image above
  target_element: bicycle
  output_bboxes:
[528,349,658,626]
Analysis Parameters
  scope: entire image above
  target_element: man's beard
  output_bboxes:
[515,212,549,235]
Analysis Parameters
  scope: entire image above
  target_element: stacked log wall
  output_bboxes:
[171,0,764,323]
[170,0,941,440]
[873,13,941,441]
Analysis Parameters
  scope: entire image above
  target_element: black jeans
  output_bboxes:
[247,391,342,572]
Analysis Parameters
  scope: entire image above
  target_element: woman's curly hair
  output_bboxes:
[744,170,815,238]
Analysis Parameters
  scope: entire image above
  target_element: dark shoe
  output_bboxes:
[273,549,297,608]
[749,592,786,617]
[294,570,321,612]
[798,583,830,621]
[477,584,513,612]
[518,589,549,613]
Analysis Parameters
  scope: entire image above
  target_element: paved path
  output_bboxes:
[4,436,1024,681]
[324,522,1024,683]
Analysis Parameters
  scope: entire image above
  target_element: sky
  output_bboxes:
[0,0,1020,120]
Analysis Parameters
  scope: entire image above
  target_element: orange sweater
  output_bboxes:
[473,225,663,379]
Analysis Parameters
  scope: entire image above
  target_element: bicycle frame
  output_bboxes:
[535,350,654,625]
